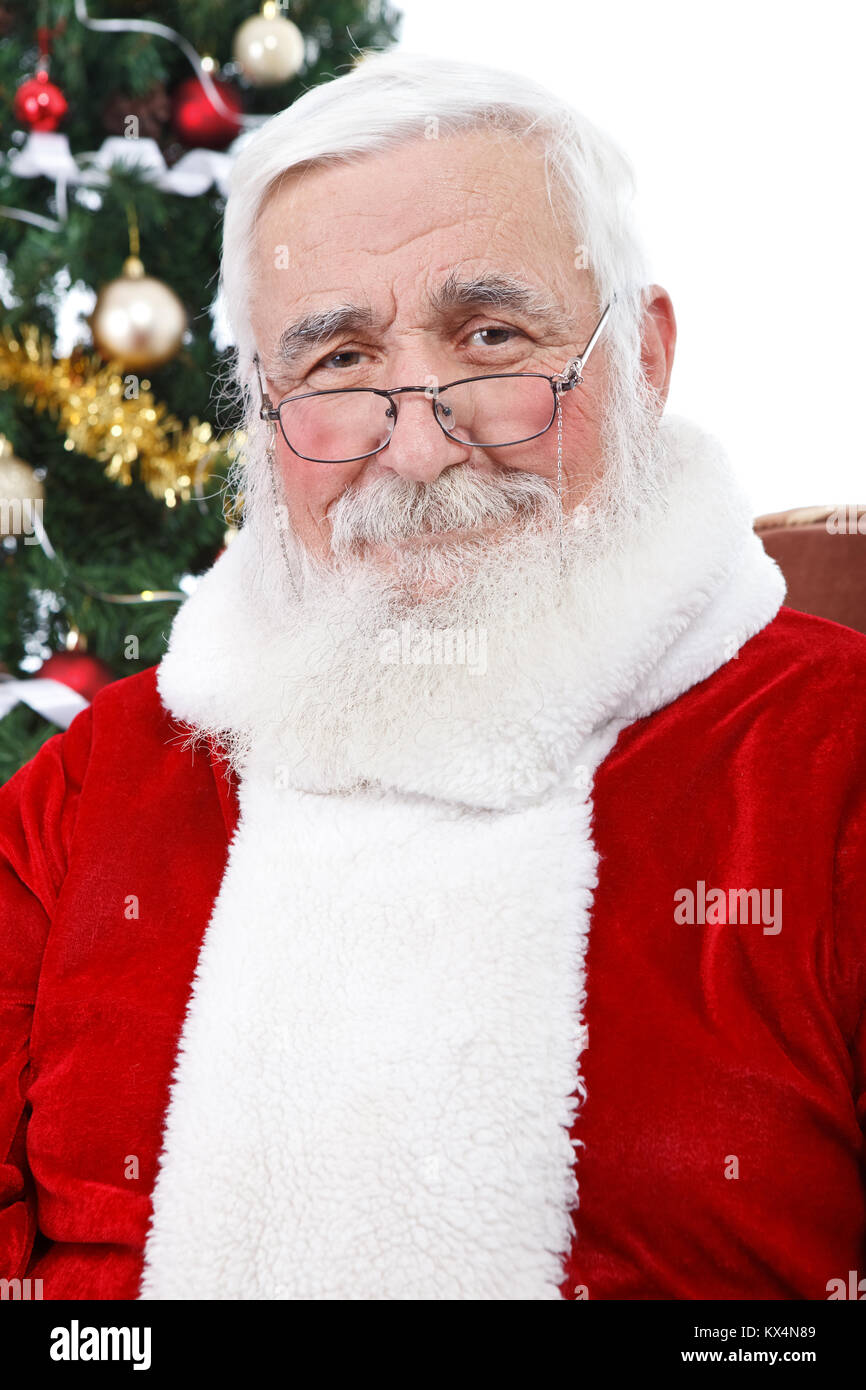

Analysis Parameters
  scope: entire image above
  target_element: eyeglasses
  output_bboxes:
[254,297,614,465]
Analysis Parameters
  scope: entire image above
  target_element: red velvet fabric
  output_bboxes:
[1,605,865,1300]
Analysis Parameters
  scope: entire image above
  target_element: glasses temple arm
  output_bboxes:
[579,299,614,368]
[252,352,275,417]
[558,292,617,386]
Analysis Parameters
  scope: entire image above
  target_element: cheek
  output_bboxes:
[277,443,360,515]
[484,440,556,478]
[481,400,562,477]
[484,393,601,483]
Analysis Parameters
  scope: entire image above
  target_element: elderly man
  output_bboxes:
[1,52,865,1304]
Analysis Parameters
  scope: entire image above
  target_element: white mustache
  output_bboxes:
[327,464,559,550]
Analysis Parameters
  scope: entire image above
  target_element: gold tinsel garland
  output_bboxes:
[0,325,242,508]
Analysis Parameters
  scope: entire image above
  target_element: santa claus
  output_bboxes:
[1,52,865,1303]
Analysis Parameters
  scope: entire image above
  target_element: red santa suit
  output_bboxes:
[1,414,864,1300]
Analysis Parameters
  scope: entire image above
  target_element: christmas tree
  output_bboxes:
[0,0,402,783]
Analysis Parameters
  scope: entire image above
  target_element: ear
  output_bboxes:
[640,285,677,407]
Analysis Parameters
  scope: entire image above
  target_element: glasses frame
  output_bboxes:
[254,296,615,464]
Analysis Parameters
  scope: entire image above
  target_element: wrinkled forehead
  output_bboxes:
[253,125,561,240]
[249,128,580,347]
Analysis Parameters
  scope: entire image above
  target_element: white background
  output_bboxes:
[395,0,865,514]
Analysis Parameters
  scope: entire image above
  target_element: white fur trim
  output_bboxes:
[138,775,596,1299]
[140,414,785,1299]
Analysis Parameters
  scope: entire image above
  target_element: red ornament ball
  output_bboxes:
[14,69,68,131]
[171,75,243,150]
[40,651,116,703]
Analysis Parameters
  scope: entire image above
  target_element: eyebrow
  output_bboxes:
[269,271,577,375]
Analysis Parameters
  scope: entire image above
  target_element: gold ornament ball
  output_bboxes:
[0,436,45,539]
[233,12,305,86]
[91,256,187,370]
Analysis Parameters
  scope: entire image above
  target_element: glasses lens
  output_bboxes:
[434,376,556,447]
[278,390,393,462]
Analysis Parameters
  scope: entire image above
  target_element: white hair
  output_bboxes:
[215,50,660,533]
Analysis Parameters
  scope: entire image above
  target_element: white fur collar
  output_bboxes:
[139,414,784,1300]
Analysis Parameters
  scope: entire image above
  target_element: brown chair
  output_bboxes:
[754,505,866,636]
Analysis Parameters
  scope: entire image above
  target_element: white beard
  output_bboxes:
[160,388,784,813]
[209,384,668,799]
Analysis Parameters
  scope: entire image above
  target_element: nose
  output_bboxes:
[378,388,470,484]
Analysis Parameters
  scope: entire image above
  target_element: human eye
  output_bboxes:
[310,347,367,372]
[466,325,524,349]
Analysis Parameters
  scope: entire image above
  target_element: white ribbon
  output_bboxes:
[0,675,89,729]
[5,131,237,201]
